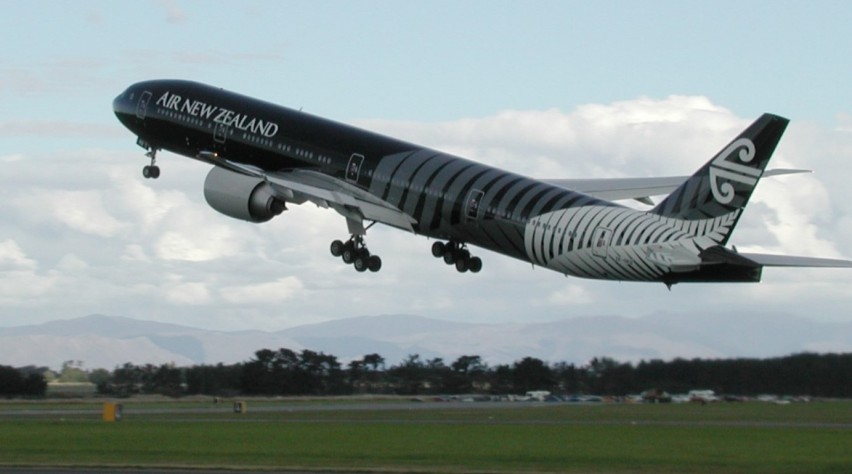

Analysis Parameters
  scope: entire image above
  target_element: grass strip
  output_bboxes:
[1,418,849,473]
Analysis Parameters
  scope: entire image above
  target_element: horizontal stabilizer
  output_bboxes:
[739,252,852,268]
[699,246,761,267]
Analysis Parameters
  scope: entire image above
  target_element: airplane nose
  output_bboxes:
[113,91,128,117]
[113,88,138,132]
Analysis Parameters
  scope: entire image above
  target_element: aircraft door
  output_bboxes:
[465,189,485,222]
[135,91,152,120]
[592,227,612,258]
[213,122,229,144]
[346,154,364,182]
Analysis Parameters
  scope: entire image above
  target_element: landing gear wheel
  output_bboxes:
[433,240,482,275]
[342,246,356,264]
[142,165,160,179]
[431,241,445,258]
[142,149,160,179]
[333,233,382,272]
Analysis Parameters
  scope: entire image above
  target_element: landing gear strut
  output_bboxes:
[330,235,382,272]
[142,149,161,179]
[431,241,482,273]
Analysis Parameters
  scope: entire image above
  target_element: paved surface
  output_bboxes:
[3,400,851,429]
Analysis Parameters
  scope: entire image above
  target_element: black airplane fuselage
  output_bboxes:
[115,80,840,284]
[113,79,618,264]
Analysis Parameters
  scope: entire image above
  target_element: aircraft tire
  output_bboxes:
[469,257,482,273]
[443,251,456,265]
[455,258,469,273]
[330,240,344,257]
[368,255,382,272]
[342,248,355,264]
[143,165,161,179]
[431,241,445,258]
[354,256,368,272]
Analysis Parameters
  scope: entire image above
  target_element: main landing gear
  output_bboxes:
[142,149,161,179]
[432,241,482,273]
[330,235,382,273]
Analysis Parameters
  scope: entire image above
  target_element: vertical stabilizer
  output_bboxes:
[652,113,788,243]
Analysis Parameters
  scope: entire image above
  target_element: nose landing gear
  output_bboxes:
[432,241,482,273]
[142,149,160,179]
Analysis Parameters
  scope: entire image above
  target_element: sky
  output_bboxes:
[1,1,851,333]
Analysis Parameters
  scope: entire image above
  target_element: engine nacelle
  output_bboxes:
[203,167,286,223]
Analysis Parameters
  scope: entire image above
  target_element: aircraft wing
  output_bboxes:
[199,151,417,232]
[266,169,418,232]
[543,169,809,204]
[542,176,685,204]
[738,253,852,268]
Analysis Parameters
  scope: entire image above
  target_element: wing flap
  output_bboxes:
[265,169,417,232]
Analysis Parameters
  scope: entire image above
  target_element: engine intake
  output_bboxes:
[203,167,286,223]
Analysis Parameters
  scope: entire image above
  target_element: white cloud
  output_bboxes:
[156,228,235,262]
[1,154,24,163]
[0,240,57,304]
[120,244,150,263]
[164,276,211,305]
[0,270,58,305]
[41,190,126,237]
[56,254,89,272]
[0,240,37,271]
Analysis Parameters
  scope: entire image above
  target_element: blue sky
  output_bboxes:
[3,1,851,124]
[1,1,851,339]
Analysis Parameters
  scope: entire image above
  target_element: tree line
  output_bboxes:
[0,365,48,397]
[2,351,851,398]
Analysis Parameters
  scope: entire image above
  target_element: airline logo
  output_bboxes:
[155,91,279,137]
[708,138,759,205]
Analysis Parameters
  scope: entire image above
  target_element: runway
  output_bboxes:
[3,399,850,429]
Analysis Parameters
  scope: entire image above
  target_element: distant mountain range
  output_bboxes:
[1,313,850,370]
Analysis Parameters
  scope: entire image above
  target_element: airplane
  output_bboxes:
[113,80,852,287]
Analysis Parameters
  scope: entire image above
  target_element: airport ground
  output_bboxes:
[1,397,850,473]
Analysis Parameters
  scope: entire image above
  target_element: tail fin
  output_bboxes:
[652,113,788,243]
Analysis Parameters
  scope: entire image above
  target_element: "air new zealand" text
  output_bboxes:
[155,91,279,137]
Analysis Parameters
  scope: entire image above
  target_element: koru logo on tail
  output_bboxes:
[709,138,758,205]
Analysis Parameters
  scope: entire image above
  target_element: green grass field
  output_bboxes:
[1,400,850,473]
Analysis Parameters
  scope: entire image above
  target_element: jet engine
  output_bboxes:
[203,166,286,223]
